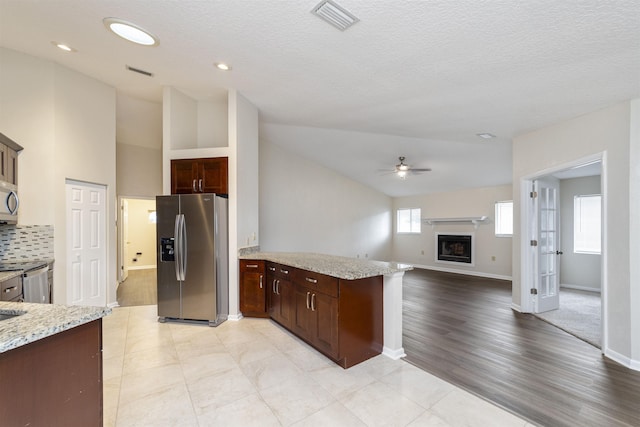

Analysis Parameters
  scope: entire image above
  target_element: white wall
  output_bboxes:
[164,87,197,150]
[116,93,162,197]
[259,140,392,260]
[124,198,157,269]
[0,47,117,305]
[393,185,512,279]
[559,176,601,291]
[512,100,639,368]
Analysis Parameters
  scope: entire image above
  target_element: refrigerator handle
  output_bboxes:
[174,214,181,281]
[180,214,187,280]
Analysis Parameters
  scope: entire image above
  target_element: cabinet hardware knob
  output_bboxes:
[268,267,276,271]
[311,293,316,311]
[280,269,289,274]
[306,291,311,309]
[305,277,318,284]
[192,179,197,192]
[246,264,258,268]
[276,279,281,295]
[198,179,203,192]
[259,274,263,289]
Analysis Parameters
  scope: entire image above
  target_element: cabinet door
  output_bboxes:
[0,143,7,183]
[171,159,199,194]
[311,291,339,359]
[200,157,228,195]
[292,284,312,341]
[267,264,279,320]
[239,261,267,317]
[277,278,294,330]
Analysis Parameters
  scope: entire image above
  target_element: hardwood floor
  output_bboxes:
[402,268,640,427]
[116,268,157,307]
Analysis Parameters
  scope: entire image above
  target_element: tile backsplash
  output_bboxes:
[0,225,54,261]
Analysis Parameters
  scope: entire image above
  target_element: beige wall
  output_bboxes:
[513,100,639,368]
[392,185,512,279]
[0,47,117,305]
[259,140,392,260]
[124,198,157,269]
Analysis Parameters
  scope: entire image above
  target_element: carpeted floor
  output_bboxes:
[116,268,157,306]
[534,288,601,348]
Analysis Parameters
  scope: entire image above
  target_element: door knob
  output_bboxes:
[556,251,563,255]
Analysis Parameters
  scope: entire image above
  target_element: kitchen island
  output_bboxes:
[240,252,412,367]
[0,301,111,426]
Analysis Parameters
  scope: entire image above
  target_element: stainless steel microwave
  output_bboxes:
[0,180,18,224]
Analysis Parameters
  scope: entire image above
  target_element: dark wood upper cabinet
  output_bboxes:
[171,157,228,195]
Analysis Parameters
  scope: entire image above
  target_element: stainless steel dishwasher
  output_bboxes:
[22,264,50,303]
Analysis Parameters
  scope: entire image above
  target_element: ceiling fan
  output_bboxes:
[383,156,432,179]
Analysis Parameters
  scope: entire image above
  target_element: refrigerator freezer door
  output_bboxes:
[156,195,181,319]
[180,194,217,321]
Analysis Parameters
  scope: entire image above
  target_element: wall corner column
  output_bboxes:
[382,271,406,359]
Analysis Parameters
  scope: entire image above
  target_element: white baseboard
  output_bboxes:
[511,303,522,312]
[604,347,640,372]
[382,346,406,360]
[127,265,156,271]
[228,313,243,321]
[410,263,512,282]
[107,301,120,308]
[560,283,601,293]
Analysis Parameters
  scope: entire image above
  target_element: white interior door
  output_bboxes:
[534,177,560,313]
[66,180,107,307]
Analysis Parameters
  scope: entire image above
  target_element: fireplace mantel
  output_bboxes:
[423,216,488,229]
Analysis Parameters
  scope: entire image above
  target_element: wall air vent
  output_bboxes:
[126,65,153,77]
[311,0,359,31]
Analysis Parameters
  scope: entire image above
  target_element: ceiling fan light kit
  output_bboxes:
[393,156,431,179]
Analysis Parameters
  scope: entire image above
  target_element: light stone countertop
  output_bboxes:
[240,252,413,280]
[0,301,111,353]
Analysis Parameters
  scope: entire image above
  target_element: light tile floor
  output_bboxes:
[103,305,533,427]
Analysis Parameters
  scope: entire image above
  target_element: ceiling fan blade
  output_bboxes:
[410,168,432,172]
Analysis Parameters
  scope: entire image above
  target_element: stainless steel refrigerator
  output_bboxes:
[156,193,228,326]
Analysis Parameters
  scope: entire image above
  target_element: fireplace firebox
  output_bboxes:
[436,233,473,265]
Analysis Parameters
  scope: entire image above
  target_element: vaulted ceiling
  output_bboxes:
[1,1,638,196]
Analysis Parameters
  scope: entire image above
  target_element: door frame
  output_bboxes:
[117,195,156,282]
[519,151,607,351]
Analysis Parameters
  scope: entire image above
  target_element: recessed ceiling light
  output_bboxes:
[51,41,76,52]
[214,62,232,71]
[476,133,496,139]
[103,18,158,46]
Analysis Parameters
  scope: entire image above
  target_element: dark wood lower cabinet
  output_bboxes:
[0,319,103,427]
[239,260,268,317]
[245,259,383,368]
[267,263,294,330]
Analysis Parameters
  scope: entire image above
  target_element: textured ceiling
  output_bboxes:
[1,0,638,196]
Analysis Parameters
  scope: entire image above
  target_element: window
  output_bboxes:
[495,201,513,236]
[397,208,421,233]
[574,194,601,254]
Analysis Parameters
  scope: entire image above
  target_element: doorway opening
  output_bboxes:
[117,196,157,306]
[520,155,605,349]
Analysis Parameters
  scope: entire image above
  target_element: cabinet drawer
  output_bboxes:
[1,275,22,302]
[295,270,338,298]
[240,260,265,273]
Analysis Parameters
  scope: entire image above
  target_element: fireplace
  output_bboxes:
[436,233,473,265]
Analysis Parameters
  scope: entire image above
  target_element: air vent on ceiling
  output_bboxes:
[126,65,153,77]
[312,0,359,31]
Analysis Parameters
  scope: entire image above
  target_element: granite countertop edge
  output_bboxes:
[0,301,111,353]
[240,252,413,280]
